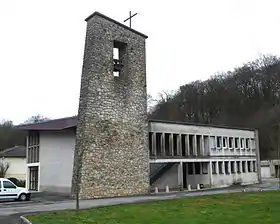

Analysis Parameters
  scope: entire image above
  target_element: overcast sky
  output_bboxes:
[1,0,280,124]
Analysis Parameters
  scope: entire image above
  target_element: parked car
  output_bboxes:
[0,178,31,201]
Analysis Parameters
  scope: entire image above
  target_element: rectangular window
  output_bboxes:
[242,161,246,173]
[164,133,170,156]
[188,163,194,175]
[225,161,229,174]
[218,161,223,174]
[247,161,252,172]
[196,135,202,156]
[237,161,241,173]
[217,137,222,149]
[231,161,235,174]
[113,41,126,77]
[195,162,201,175]
[148,132,153,156]
[229,137,233,149]
[3,181,16,189]
[156,133,162,156]
[251,138,256,149]
[234,137,240,149]
[27,132,40,164]
[181,134,186,156]
[173,134,179,156]
[245,138,250,149]
[203,136,210,155]
[212,162,217,174]
[240,138,245,149]
[189,135,194,155]
[210,136,216,149]
[253,161,257,172]
[202,162,208,174]
[223,137,227,148]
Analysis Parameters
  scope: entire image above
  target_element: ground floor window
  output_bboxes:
[29,166,39,191]
[231,161,235,173]
[218,162,223,174]
[242,161,246,173]
[202,162,208,174]
[237,161,241,173]
[253,161,256,172]
[225,161,229,174]
[212,162,217,174]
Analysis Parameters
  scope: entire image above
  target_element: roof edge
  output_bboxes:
[85,11,148,39]
[148,119,257,132]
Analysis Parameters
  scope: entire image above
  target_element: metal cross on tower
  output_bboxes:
[123,11,138,28]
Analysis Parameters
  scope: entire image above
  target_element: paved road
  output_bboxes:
[0,181,279,223]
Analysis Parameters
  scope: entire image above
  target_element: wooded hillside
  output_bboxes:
[149,55,280,159]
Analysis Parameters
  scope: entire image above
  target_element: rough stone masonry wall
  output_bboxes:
[72,13,150,199]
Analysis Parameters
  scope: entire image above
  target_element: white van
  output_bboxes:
[0,178,31,201]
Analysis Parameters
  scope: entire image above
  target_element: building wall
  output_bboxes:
[5,158,26,180]
[212,172,258,187]
[151,163,179,189]
[39,130,76,193]
[73,13,149,199]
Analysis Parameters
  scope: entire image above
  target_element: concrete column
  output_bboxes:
[222,161,225,174]
[254,130,262,183]
[177,134,182,156]
[152,132,156,157]
[201,135,205,156]
[193,135,197,156]
[186,134,190,156]
[178,162,183,189]
[161,133,165,156]
[228,161,231,174]
[169,134,173,156]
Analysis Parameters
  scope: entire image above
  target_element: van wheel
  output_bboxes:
[18,193,27,201]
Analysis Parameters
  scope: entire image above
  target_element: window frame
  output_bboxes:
[216,136,222,149]
[3,180,17,189]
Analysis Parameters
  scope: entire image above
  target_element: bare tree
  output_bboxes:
[0,158,9,178]
[24,114,50,124]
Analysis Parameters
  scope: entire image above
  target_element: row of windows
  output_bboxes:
[27,132,40,164]
[212,161,257,175]
[149,132,211,157]
[212,136,256,150]
[187,162,209,175]
[149,132,256,157]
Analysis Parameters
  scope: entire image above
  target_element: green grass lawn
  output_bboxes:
[27,191,280,224]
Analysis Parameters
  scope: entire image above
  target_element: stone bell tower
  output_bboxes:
[72,12,149,199]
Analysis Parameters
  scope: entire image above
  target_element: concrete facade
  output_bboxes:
[72,12,149,198]
[25,129,75,192]
[149,121,260,190]
[39,130,75,193]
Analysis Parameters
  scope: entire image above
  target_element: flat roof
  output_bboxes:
[149,119,256,132]
[16,116,256,132]
[85,11,148,39]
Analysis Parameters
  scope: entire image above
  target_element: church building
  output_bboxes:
[17,11,261,196]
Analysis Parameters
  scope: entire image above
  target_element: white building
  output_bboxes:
[149,120,261,190]
[17,117,261,193]
[0,146,26,180]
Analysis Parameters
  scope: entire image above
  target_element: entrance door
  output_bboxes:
[29,166,39,191]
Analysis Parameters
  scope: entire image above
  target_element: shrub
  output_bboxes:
[8,177,26,187]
